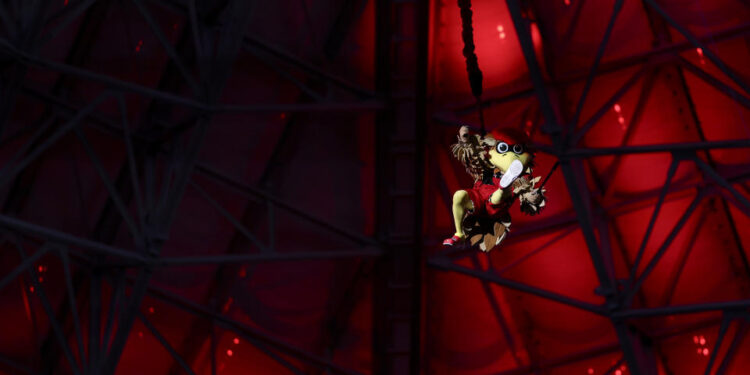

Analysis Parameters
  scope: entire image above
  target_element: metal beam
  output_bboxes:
[452,21,750,115]
[8,87,380,247]
[0,92,113,188]
[372,0,429,373]
[195,163,377,246]
[614,300,750,319]
[429,256,605,315]
[715,322,748,375]
[704,313,732,375]
[624,190,705,306]
[0,213,147,262]
[569,0,624,134]
[555,139,750,157]
[138,280,367,375]
[642,0,750,96]
[155,0,376,98]
[492,315,724,375]
[469,255,527,367]
[138,313,198,375]
[131,0,203,97]
[627,157,680,288]
[99,1,256,371]
[677,56,750,111]
[10,239,82,375]
[117,248,384,267]
[0,38,383,114]
[571,66,647,145]
[506,1,658,372]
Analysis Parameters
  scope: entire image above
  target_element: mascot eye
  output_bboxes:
[496,142,509,153]
[513,144,524,154]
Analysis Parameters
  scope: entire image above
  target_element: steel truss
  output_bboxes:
[0,0,387,374]
[427,0,750,374]
[2,0,750,374]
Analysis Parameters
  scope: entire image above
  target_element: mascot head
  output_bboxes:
[485,127,534,175]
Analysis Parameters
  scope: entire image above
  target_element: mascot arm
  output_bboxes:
[489,188,503,205]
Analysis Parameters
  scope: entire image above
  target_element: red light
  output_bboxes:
[497,25,506,39]
[38,277,44,283]
[29,286,34,293]
[620,365,626,371]
[697,348,703,354]
[615,370,621,375]
[618,116,625,125]
[693,335,699,344]
[38,265,43,272]
[135,40,144,53]
[699,336,706,345]
[588,368,594,374]
[696,48,703,57]
[233,337,240,345]
[564,0,571,5]
[703,348,709,356]
[280,113,287,120]
[148,306,155,314]
[613,103,621,113]
[138,331,144,338]
[227,349,233,357]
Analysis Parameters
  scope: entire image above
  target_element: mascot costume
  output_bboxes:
[443,126,547,252]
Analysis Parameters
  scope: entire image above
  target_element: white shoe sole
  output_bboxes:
[500,159,523,188]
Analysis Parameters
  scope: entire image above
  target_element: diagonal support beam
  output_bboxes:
[624,190,705,306]
[429,257,606,315]
[138,313,198,375]
[11,239,82,375]
[469,254,525,367]
[627,157,681,287]
[642,0,750,96]
[506,1,659,372]
[715,322,748,375]
[137,280,366,375]
[0,92,112,188]
[131,0,203,97]
[569,0,624,134]
[571,66,647,145]
[704,313,733,375]
[677,56,750,111]
[0,242,49,292]
[614,300,750,319]
[693,156,750,215]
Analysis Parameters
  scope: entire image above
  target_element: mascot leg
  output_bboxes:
[452,190,474,238]
[443,190,474,246]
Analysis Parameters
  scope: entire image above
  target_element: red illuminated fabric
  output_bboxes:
[465,176,513,218]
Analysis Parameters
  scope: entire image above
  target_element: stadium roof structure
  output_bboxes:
[0,0,749,374]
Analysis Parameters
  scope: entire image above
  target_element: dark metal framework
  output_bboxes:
[428,0,750,374]
[0,0,391,374]
[0,0,749,374]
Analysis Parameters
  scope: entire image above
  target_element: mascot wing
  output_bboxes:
[513,176,547,216]
[451,126,494,182]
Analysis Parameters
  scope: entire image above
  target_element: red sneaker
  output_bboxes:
[442,235,464,246]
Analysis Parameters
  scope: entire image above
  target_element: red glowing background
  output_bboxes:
[0,0,748,374]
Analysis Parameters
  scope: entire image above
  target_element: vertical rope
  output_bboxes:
[457,0,486,135]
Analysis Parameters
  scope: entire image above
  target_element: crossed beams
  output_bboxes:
[0,0,384,374]
[428,0,750,374]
